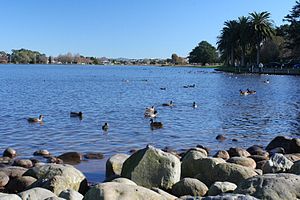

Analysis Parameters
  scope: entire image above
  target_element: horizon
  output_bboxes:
[0,0,296,59]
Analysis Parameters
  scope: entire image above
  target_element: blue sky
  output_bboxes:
[0,0,296,58]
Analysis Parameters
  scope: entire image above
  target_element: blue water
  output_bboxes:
[0,64,299,182]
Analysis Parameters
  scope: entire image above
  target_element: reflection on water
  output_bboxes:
[0,64,300,181]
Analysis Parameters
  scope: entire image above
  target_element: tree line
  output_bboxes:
[188,1,300,67]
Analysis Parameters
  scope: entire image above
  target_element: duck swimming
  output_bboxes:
[264,80,270,84]
[162,101,174,107]
[28,115,44,123]
[193,102,197,108]
[102,122,109,131]
[150,119,163,129]
[247,89,256,94]
[145,106,155,113]
[70,112,83,118]
[144,110,158,118]
[239,90,249,96]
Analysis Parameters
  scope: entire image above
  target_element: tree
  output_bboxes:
[249,11,275,65]
[171,53,186,65]
[237,16,250,66]
[189,41,217,65]
[284,1,300,58]
[0,51,8,63]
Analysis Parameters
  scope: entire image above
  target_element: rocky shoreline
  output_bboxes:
[0,135,299,199]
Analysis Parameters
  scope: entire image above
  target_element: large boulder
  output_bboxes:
[289,160,300,175]
[18,187,57,200]
[0,166,27,178]
[171,178,208,197]
[106,154,129,178]
[213,150,230,160]
[227,157,256,169]
[0,193,21,200]
[197,163,257,186]
[110,177,137,186]
[207,181,237,196]
[0,172,9,187]
[262,153,294,173]
[235,173,300,200]
[83,182,166,200]
[121,145,180,190]
[24,164,88,195]
[266,136,300,154]
[228,148,250,157]
[182,156,225,179]
[3,148,17,158]
[59,189,84,200]
[201,194,259,200]
[57,152,82,165]
[5,176,36,193]
[151,187,177,200]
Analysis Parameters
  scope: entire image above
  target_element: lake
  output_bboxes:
[0,64,299,182]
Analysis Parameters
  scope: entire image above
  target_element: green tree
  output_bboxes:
[171,53,186,65]
[189,41,217,65]
[237,16,250,66]
[249,11,275,65]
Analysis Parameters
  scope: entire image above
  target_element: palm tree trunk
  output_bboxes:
[231,48,234,67]
[256,41,260,65]
[241,46,245,67]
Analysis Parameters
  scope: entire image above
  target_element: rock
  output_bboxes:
[266,136,300,154]
[33,150,50,157]
[5,176,36,193]
[83,182,166,200]
[57,152,82,165]
[106,154,129,178]
[197,163,257,186]
[110,178,137,185]
[227,157,256,169]
[262,153,294,173]
[121,145,181,190]
[3,148,16,158]
[181,148,208,159]
[13,159,33,168]
[207,181,237,196]
[0,166,27,178]
[216,134,226,142]
[171,178,208,197]
[0,193,21,200]
[151,187,177,200]
[269,147,285,155]
[0,172,9,187]
[256,160,267,170]
[248,155,268,163]
[182,153,223,178]
[201,194,259,200]
[213,150,230,160]
[83,152,104,160]
[47,157,64,164]
[25,164,88,195]
[0,157,12,165]
[44,197,65,200]
[246,145,263,155]
[284,153,300,162]
[18,187,57,200]
[59,189,84,200]
[228,148,250,157]
[289,160,300,175]
[195,145,211,155]
[235,173,300,200]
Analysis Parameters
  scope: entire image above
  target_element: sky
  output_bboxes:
[0,0,297,59]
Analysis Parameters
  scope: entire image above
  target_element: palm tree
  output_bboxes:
[237,16,250,67]
[249,11,275,65]
[217,20,239,66]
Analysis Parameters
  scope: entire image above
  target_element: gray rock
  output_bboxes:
[13,159,33,168]
[57,152,82,165]
[44,197,65,200]
[0,172,9,187]
[213,150,230,160]
[0,157,12,165]
[83,182,166,200]
[33,150,50,157]
[182,157,225,179]
[262,153,294,173]
[172,178,208,197]
[5,176,36,193]
[0,166,27,178]
[18,187,57,200]
[248,155,268,163]
[207,181,237,196]
[83,152,104,160]
[284,153,300,162]
[228,148,250,158]
[269,147,285,155]
[121,145,181,190]
[235,173,300,200]
[59,189,84,200]
[105,154,129,178]
[289,160,300,175]
[25,164,88,195]
[197,163,257,186]
[110,177,137,185]
[266,136,300,154]
[0,193,21,200]
[227,157,256,169]
[151,187,177,200]
[201,194,259,200]
[3,148,16,158]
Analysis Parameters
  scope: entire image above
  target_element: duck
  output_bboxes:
[70,111,83,118]
[150,119,163,129]
[28,115,44,123]
[102,122,109,131]
[247,88,256,94]
[239,90,249,96]
[145,106,155,113]
[144,110,158,118]
[193,102,197,108]
[162,101,174,107]
[160,87,166,90]
[264,80,270,84]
